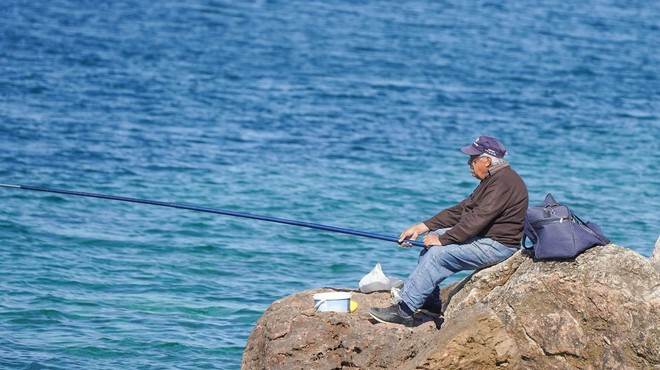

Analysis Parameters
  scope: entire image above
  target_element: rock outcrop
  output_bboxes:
[242,243,660,369]
[651,235,660,270]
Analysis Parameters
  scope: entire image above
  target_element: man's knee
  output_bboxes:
[425,244,455,261]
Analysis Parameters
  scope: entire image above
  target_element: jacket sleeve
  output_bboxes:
[437,182,511,245]
[422,198,468,231]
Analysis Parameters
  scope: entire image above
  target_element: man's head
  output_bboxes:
[461,136,507,180]
[460,135,507,158]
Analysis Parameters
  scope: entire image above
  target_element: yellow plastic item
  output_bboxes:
[350,300,358,313]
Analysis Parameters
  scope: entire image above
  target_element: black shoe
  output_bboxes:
[369,303,413,326]
[418,299,443,317]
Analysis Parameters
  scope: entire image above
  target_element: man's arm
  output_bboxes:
[437,184,510,245]
[422,198,467,231]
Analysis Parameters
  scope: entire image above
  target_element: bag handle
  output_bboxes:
[521,235,532,249]
[541,193,558,207]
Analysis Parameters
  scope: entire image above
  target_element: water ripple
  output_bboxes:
[1,0,659,368]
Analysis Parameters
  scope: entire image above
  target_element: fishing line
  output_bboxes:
[0,183,426,248]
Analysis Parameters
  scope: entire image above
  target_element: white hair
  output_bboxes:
[481,153,507,166]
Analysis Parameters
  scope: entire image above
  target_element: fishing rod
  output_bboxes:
[0,183,426,248]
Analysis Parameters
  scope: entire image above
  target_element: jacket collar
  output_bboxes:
[485,162,509,179]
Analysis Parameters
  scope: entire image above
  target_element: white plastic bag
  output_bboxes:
[359,263,403,293]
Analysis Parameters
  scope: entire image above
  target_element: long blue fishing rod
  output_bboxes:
[0,183,426,248]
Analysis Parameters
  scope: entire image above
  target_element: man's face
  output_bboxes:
[468,155,491,180]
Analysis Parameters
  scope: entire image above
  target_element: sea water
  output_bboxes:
[1,0,658,369]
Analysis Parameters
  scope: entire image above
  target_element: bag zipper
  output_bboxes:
[531,217,569,227]
[531,216,610,245]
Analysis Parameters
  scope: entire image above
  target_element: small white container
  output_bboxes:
[313,292,352,312]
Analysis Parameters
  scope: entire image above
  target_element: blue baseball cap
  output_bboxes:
[461,136,507,158]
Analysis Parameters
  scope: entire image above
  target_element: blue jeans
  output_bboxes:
[399,231,517,310]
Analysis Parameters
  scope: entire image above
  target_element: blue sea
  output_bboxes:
[1,0,658,368]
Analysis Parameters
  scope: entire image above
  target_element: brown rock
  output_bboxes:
[243,243,660,369]
[242,287,443,370]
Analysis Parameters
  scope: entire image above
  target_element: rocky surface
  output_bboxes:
[242,242,660,369]
[652,235,660,269]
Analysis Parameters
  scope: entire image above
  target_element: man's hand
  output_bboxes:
[422,233,443,248]
[398,222,430,247]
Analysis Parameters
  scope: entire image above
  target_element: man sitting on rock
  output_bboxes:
[369,136,529,326]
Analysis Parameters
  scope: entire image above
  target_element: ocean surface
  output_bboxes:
[1,0,658,368]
